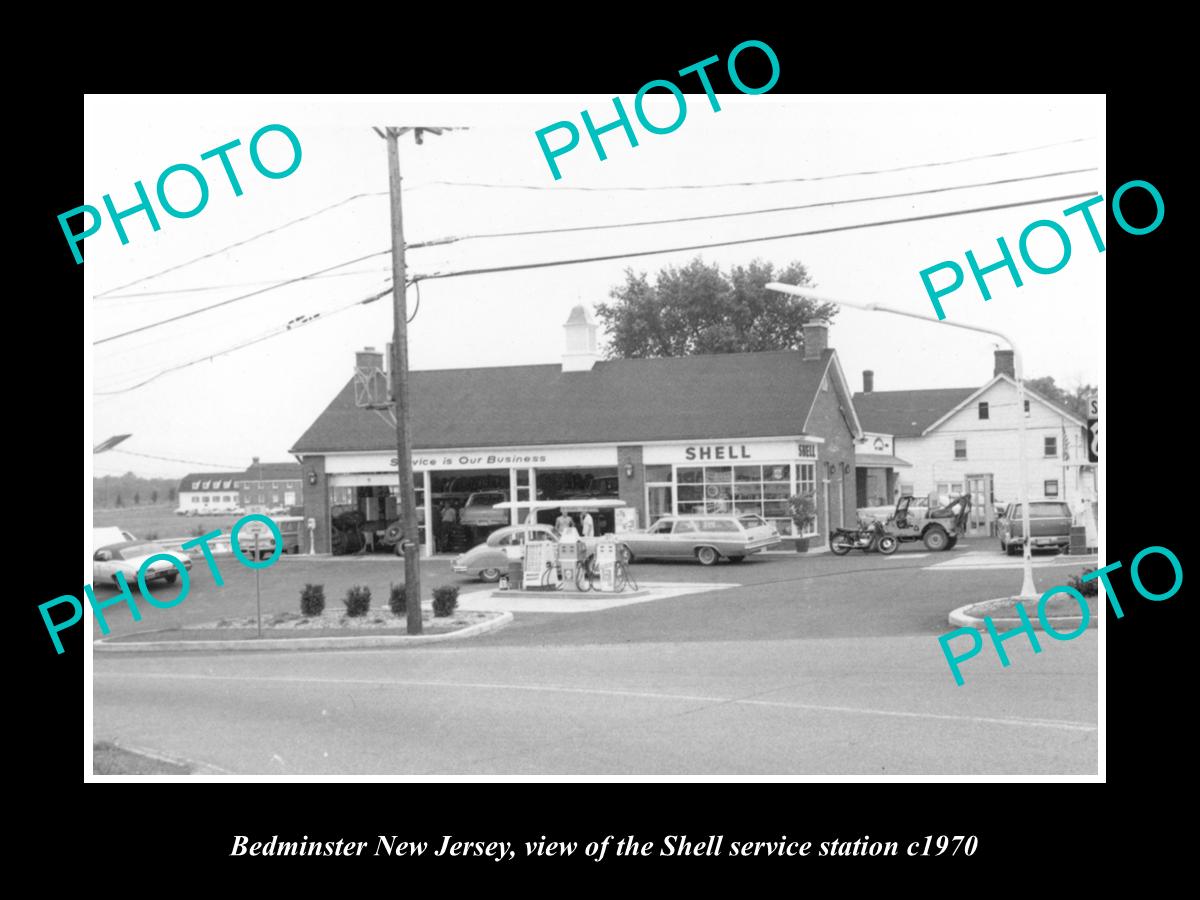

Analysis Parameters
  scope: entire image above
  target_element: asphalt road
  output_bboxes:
[92,540,1099,776]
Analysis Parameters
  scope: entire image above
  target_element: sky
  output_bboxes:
[85,94,1104,480]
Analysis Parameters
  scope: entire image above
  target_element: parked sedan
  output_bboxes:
[453,524,559,582]
[92,541,193,587]
[618,515,781,566]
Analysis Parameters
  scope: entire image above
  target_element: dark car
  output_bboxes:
[998,501,1073,555]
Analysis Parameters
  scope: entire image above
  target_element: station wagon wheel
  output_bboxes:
[480,567,501,583]
[696,546,719,566]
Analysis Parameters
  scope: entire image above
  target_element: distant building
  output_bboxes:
[853,350,1095,536]
[239,458,303,513]
[177,472,244,514]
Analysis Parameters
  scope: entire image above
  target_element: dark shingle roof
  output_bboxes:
[242,462,302,481]
[292,350,836,453]
[178,472,244,493]
[852,388,977,437]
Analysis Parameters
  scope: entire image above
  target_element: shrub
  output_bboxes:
[344,585,372,617]
[1067,569,1098,597]
[787,491,817,534]
[389,583,407,615]
[432,585,459,617]
[300,583,326,616]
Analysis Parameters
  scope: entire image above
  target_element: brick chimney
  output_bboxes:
[863,370,874,393]
[994,349,1015,379]
[803,321,829,361]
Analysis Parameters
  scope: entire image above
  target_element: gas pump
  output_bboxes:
[523,528,559,589]
[595,538,617,592]
[558,534,580,585]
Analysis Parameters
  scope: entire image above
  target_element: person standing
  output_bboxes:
[555,508,574,536]
[581,510,595,537]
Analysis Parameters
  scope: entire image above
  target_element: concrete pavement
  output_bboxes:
[92,538,1098,776]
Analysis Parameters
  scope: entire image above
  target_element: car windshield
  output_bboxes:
[1010,503,1072,518]
[117,544,162,559]
[468,492,505,507]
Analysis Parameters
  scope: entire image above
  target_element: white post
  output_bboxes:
[1013,352,1037,599]
[422,470,433,558]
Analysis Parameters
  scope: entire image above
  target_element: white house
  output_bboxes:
[853,351,1095,537]
[176,471,244,514]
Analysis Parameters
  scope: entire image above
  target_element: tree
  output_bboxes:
[150,488,158,504]
[168,486,177,502]
[115,494,124,507]
[594,257,837,358]
[1025,376,1096,420]
[133,491,141,505]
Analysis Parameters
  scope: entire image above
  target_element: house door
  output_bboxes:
[966,474,993,537]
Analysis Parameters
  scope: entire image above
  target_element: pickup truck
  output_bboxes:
[998,501,1073,555]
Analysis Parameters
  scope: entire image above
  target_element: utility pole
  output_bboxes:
[375,125,462,635]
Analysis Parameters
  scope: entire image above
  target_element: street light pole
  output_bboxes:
[765,284,1038,600]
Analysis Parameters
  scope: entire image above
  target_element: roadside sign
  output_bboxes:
[1087,397,1098,463]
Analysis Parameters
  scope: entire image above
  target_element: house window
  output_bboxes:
[954,439,967,460]
[1024,400,1030,414]
[1045,480,1060,497]
[1044,436,1057,457]
[978,402,989,419]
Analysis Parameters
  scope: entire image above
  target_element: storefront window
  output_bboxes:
[675,461,811,534]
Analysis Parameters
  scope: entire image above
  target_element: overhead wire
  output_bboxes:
[406,137,1095,192]
[90,136,1094,298]
[90,167,1094,342]
[111,449,246,468]
[95,284,394,395]
[410,191,1099,284]
[94,188,1098,396]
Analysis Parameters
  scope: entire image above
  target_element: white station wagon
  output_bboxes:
[619,514,781,566]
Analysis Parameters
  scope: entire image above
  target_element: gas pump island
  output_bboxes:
[492,499,634,593]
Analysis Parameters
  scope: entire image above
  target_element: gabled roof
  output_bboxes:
[852,388,977,437]
[242,462,303,482]
[291,349,843,454]
[920,375,1087,434]
[178,472,244,493]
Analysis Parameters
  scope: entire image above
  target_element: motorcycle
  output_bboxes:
[830,519,898,556]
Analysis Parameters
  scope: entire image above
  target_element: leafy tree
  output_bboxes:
[115,494,124,507]
[594,257,837,358]
[168,486,177,502]
[133,491,141,505]
[150,489,158,504]
[1025,376,1096,420]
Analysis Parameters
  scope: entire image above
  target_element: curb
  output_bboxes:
[948,597,1098,632]
[98,740,232,775]
[94,611,513,653]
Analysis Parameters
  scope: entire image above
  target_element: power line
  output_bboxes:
[94,285,393,395]
[93,192,386,298]
[111,449,246,468]
[90,167,1093,340]
[411,191,1099,283]
[95,190,1098,393]
[96,267,392,302]
[94,250,390,346]
[425,167,1096,246]
[407,137,1095,192]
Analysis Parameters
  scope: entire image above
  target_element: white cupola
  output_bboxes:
[562,303,600,372]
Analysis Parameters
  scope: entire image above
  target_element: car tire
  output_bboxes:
[877,536,899,555]
[696,546,719,566]
[480,567,501,583]
[164,572,179,585]
[945,536,958,550]
[923,526,949,552]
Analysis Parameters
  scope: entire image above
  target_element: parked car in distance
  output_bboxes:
[998,501,1073,555]
[236,518,278,559]
[93,526,138,549]
[93,541,192,586]
[458,491,511,533]
[453,524,559,582]
[618,514,780,566]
